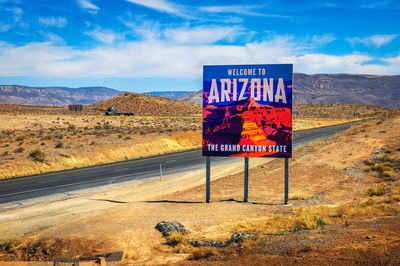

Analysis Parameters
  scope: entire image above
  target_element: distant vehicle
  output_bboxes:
[105,106,134,116]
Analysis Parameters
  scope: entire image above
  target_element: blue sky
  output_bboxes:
[0,0,399,92]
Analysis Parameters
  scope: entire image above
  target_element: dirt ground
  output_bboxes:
[0,114,399,264]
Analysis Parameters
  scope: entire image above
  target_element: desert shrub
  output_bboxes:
[68,124,76,130]
[190,247,216,260]
[103,122,112,129]
[382,171,393,178]
[366,189,376,197]
[382,154,394,162]
[293,226,302,232]
[42,135,52,140]
[371,164,386,173]
[316,218,326,229]
[385,149,392,154]
[55,141,63,148]
[0,240,18,254]
[2,151,9,156]
[363,159,375,166]
[363,166,371,172]
[289,193,305,200]
[166,232,186,245]
[13,147,24,153]
[15,135,26,141]
[367,184,386,196]
[332,205,347,218]
[29,149,45,162]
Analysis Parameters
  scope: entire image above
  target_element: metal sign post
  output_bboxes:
[206,156,211,203]
[284,158,289,205]
[244,157,249,202]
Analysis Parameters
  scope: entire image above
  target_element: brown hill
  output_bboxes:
[85,93,202,116]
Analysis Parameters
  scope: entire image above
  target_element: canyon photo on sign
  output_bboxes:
[202,64,293,158]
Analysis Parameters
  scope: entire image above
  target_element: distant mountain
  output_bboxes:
[294,73,400,108]
[179,90,202,105]
[143,91,194,100]
[0,85,122,106]
[179,73,400,108]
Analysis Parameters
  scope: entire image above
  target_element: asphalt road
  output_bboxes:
[0,121,359,205]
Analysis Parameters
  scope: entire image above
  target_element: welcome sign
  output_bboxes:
[202,64,293,158]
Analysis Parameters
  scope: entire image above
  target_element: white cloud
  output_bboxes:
[78,0,99,13]
[199,5,291,18]
[0,35,399,79]
[310,34,336,46]
[294,53,372,73]
[346,34,399,48]
[126,0,180,15]
[0,0,21,3]
[163,26,245,44]
[120,17,161,40]
[38,17,67,28]
[0,7,24,32]
[360,0,393,9]
[84,28,124,44]
[0,23,14,32]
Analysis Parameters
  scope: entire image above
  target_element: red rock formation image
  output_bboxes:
[203,97,292,157]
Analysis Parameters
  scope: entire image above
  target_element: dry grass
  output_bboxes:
[289,193,306,200]
[293,118,361,131]
[166,232,186,246]
[190,247,218,260]
[228,195,399,242]
[0,113,202,179]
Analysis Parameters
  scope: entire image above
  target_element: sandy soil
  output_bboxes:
[0,114,399,264]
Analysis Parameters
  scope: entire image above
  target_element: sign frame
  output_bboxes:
[202,64,293,158]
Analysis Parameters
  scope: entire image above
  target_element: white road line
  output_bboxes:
[0,170,157,197]
[113,168,130,172]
